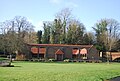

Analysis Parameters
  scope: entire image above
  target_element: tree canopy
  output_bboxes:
[0,8,120,57]
[0,16,36,55]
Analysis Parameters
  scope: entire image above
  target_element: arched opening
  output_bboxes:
[80,48,87,60]
[113,57,120,62]
[72,48,79,60]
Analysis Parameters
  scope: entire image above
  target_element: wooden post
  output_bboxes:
[45,47,48,61]
[62,54,63,60]
[9,54,12,64]
[55,54,57,60]
[78,47,80,60]
[28,46,32,61]
[37,46,40,60]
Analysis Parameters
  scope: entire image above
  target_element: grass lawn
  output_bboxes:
[0,61,120,81]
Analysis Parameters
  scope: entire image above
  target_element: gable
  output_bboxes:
[55,49,64,54]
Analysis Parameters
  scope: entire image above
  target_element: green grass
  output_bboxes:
[0,57,8,61]
[0,62,120,81]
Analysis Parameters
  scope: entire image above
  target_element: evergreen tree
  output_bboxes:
[37,30,42,44]
[42,22,51,44]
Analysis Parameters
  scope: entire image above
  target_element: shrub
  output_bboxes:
[64,59,70,62]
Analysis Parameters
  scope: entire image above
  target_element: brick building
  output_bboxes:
[27,44,99,61]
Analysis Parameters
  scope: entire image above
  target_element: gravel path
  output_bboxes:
[106,76,120,81]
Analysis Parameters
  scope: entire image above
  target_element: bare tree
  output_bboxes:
[107,19,120,51]
[0,16,35,57]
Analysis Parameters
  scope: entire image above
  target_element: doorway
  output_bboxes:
[56,54,63,61]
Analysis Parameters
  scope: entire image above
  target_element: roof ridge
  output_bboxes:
[28,43,93,47]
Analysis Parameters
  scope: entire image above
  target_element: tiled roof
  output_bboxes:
[31,48,46,54]
[72,48,87,55]
[112,54,120,56]
[72,49,79,55]
[28,44,93,48]
[55,49,64,54]
[80,48,87,54]
[31,48,38,54]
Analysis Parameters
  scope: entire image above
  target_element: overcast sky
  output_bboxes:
[0,0,120,31]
